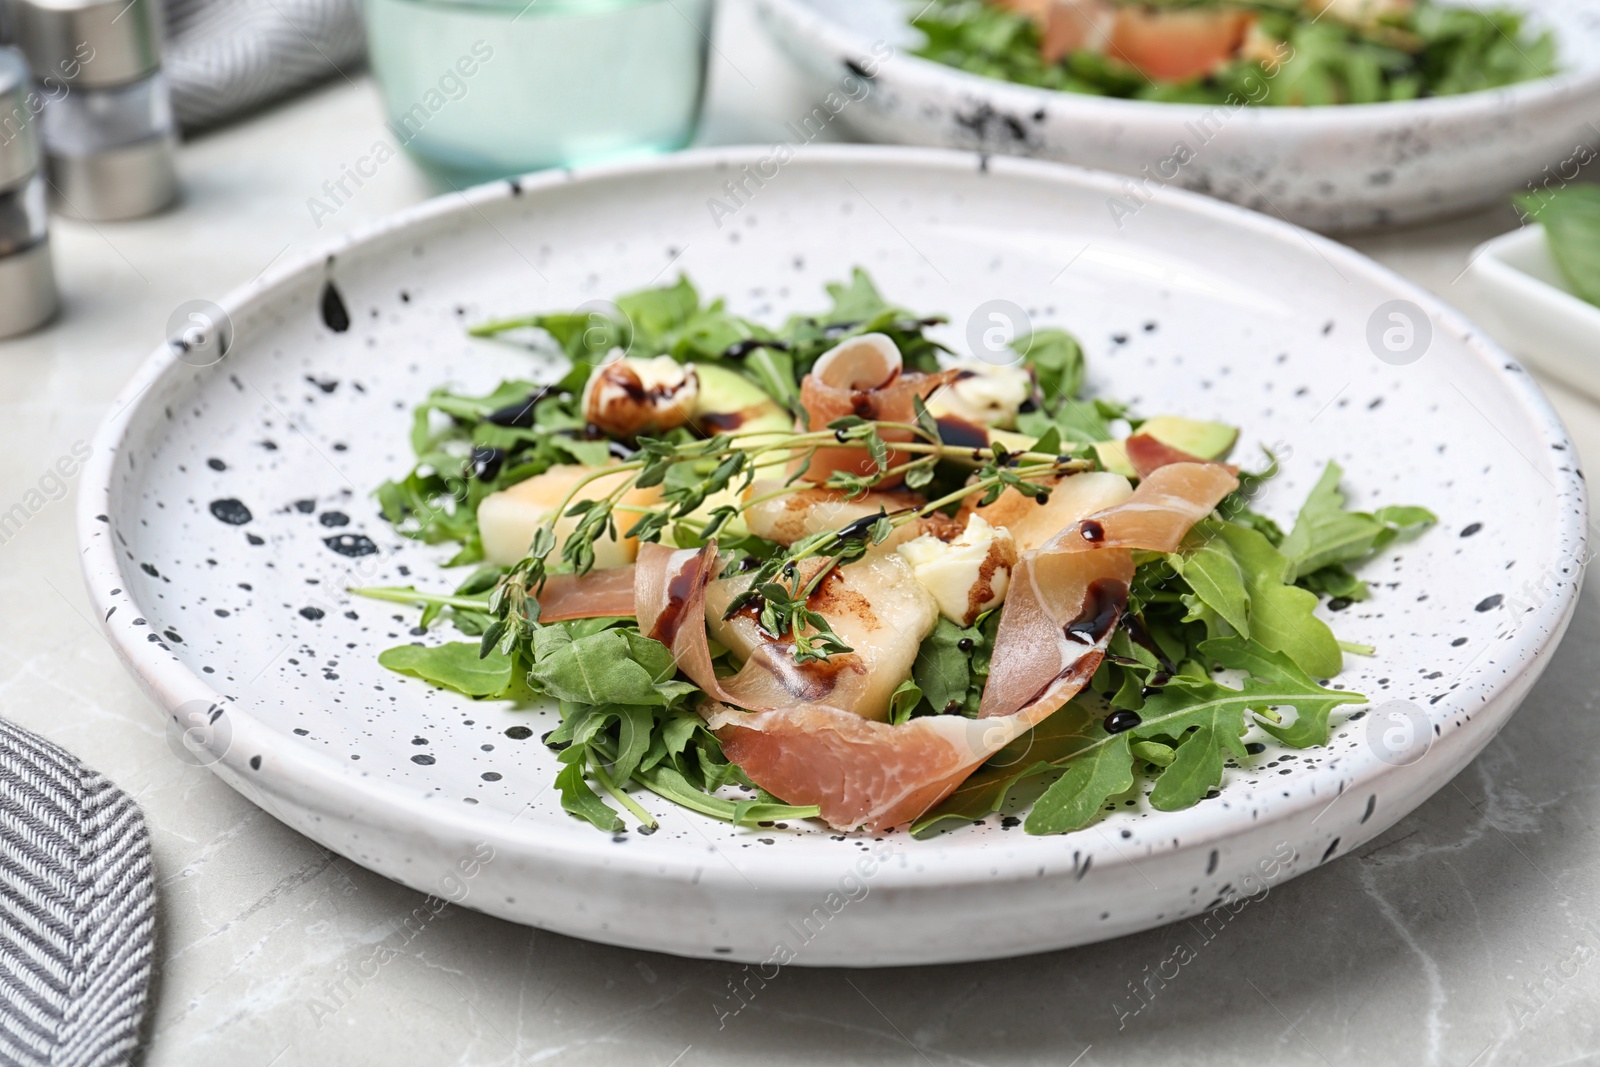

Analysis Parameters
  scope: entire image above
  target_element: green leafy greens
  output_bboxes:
[363,269,1434,838]
[1516,185,1600,308]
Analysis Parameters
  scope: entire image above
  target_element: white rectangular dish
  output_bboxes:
[1468,223,1600,400]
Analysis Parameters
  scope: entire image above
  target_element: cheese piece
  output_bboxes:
[897,514,1019,626]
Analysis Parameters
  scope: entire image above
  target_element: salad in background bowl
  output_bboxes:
[755,0,1600,229]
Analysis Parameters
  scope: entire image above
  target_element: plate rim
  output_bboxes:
[77,143,1588,893]
[754,0,1600,127]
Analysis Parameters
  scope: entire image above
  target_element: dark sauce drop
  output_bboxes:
[1079,519,1105,543]
[324,533,378,557]
[935,415,988,451]
[721,338,791,360]
[320,281,351,333]
[1064,578,1127,644]
[648,559,702,646]
[505,726,533,740]
[209,498,252,525]
[485,388,554,428]
[699,410,749,433]
[318,511,350,528]
[471,446,506,481]
[1104,709,1141,734]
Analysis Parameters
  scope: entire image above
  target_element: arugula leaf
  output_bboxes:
[555,759,624,832]
[1024,733,1135,834]
[1170,530,1249,635]
[889,678,923,726]
[616,275,701,344]
[912,700,1103,835]
[1174,520,1343,679]
[377,642,514,697]
[1219,521,1343,679]
[1200,637,1366,748]
[1517,186,1600,306]
[1017,328,1084,404]
[1148,726,1227,812]
[1280,462,1436,581]
[527,627,695,707]
[1018,396,1126,446]
[823,268,895,324]
[912,618,978,715]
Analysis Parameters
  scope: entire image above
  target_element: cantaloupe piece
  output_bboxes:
[478,464,662,568]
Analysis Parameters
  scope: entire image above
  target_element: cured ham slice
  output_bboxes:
[532,566,638,621]
[797,334,958,487]
[639,461,1240,830]
[994,0,1254,82]
[1107,5,1254,82]
[1069,462,1239,553]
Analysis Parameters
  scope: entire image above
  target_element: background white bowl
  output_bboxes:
[755,0,1600,231]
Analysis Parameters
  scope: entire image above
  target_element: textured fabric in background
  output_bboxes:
[162,0,366,131]
[0,717,155,1067]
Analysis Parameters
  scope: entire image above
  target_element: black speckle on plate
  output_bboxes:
[321,281,351,333]
[300,606,325,620]
[324,533,378,557]
[411,754,436,766]
[209,498,252,525]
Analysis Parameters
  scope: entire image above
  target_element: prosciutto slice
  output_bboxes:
[638,460,1240,830]
[797,333,958,487]
[532,566,639,621]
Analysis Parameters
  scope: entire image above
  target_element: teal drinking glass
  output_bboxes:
[365,0,714,182]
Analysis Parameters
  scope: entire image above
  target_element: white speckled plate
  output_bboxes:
[755,0,1600,231]
[80,147,1585,966]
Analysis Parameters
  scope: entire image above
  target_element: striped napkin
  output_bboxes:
[0,718,155,1067]
[162,0,367,130]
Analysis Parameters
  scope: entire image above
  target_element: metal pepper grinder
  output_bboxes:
[12,0,177,221]
[0,46,58,338]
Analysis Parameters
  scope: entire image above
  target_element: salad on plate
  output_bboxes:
[914,0,1555,105]
[357,271,1433,837]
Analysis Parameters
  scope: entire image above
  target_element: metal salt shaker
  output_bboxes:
[12,0,177,220]
[0,45,58,339]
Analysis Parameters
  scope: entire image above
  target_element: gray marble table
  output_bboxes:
[2,3,1597,1064]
